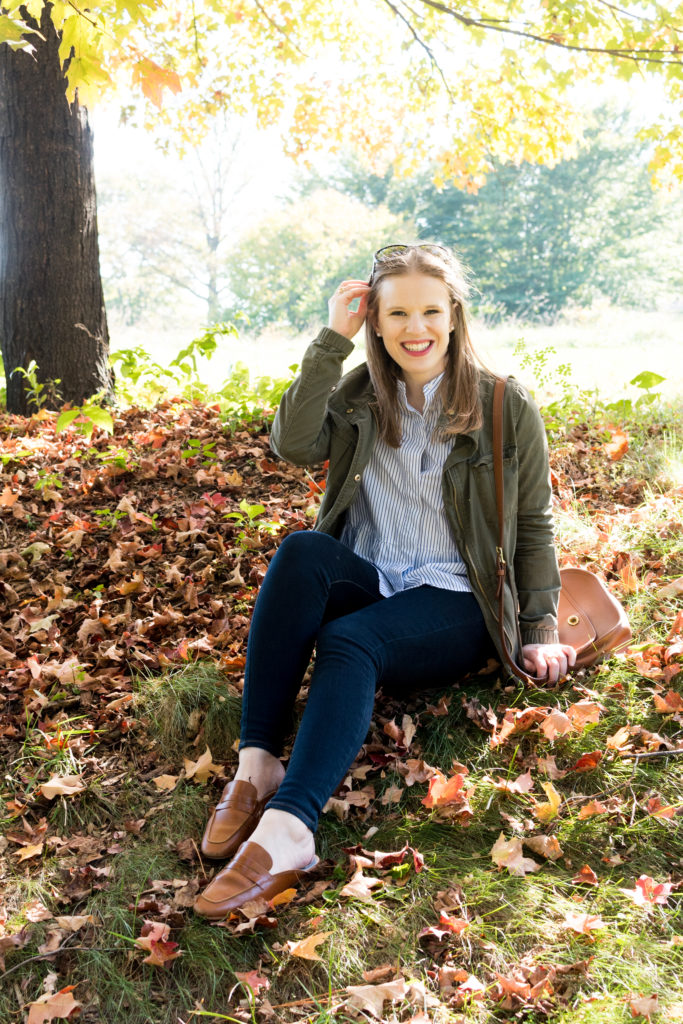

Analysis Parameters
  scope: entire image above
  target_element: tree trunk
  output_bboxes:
[0,4,112,415]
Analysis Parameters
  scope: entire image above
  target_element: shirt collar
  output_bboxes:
[397,372,444,413]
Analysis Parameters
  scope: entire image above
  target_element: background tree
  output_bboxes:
[0,5,111,414]
[223,190,413,333]
[2,1,683,412]
[292,110,670,322]
[99,115,251,325]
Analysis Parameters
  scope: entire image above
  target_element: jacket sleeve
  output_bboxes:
[270,328,356,466]
[510,384,561,646]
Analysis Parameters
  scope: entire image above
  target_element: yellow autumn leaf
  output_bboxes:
[152,774,179,792]
[286,930,333,961]
[183,747,221,784]
[533,782,562,823]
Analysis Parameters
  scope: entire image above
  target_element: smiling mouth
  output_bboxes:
[401,340,433,355]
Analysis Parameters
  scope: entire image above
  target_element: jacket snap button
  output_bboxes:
[330,385,337,392]
[354,473,361,482]
[346,407,354,414]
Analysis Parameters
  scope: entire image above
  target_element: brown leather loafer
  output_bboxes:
[200,780,278,860]
[193,841,318,919]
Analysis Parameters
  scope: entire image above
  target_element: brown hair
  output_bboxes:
[365,245,483,448]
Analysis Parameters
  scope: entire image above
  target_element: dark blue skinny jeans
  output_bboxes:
[239,531,493,832]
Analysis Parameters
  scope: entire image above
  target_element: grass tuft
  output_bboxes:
[134,662,243,760]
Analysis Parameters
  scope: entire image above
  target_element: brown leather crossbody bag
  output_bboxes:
[492,377,632,684]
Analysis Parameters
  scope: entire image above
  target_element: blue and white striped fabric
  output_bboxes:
[340,373,471,598]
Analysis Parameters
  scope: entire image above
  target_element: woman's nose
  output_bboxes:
[405,312,425,332]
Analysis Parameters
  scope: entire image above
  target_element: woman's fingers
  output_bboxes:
[328,280,371,338]
[521,643,577,681]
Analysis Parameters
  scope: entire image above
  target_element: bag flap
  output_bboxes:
[558,586,597,653]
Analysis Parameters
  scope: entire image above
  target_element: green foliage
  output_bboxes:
[225,498,282,549]
[295,109,673,325]
[109,323,296,426]
[511,337,671,445]
[223,189,414,333]
[110,321,241,406]
[56,392,115,438]
[11,359,62,411]
[214,361,297,429]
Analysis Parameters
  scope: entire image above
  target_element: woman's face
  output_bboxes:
[375,272,454,390]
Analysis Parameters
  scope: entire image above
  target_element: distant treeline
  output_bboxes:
[100,109,681,332]
[224,109,677,331]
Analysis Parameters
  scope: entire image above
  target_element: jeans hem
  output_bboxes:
[266,797,318,833]
[238,739,282,757]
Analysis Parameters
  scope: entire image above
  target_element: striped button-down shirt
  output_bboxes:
[340,373,471,597]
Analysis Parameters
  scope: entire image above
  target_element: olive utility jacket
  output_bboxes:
[270,327,561,668]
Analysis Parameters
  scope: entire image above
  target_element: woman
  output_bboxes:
[194,243,575,919]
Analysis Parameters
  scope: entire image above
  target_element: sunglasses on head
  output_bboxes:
[371,243,451,275]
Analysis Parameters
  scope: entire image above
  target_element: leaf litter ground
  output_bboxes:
[1,400,682,1024]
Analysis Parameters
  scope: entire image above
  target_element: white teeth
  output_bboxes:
[403,341,431,352]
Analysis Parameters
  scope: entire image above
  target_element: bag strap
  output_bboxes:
[492,376,535,685]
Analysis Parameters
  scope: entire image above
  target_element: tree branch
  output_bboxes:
[250,0,307,58]
[411,0,683,67]
[379,0,455,101]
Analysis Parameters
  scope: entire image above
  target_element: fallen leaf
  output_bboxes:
[577,799,609,819]
[234,969,270,994]
[572,864,599,885]
[492,972,532,1006]
[0,486,19,506]
[183,747,221,784]
[400,758,437,786]
[27,986,82,1024]
[15,841,44,862]
[623,875,673,907]
[380,784,403,805]
[362,964,397,984]
[40,775,86,799]
[141,939,182,967]
[645,796,678,819]
[286,931,332,961]
[657,576,683,600]
[55,915,95,932]
[653,689,683,713]
[490,769,534,794]
[537,753,568,779]
[572,750,603,772]
[439,910,469,933]
[562,912,606,935]
[269,887,297,908]
[628,993,659,1019]
[421,770,466,807]
[524,834,563,860]
[345,978,407,1019]
[533,781,562,822]
[490,833,542,876]
[606,725,633,751]
[340,867,382,901]
[605,428,629,461]
[24,900,54,922]
[566,700,602,727]
[152,774,179,791]
[540,709,572,741]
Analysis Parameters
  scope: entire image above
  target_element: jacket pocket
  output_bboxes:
[467,448,518,525]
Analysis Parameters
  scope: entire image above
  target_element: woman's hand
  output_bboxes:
[328,280,371,340]
[521,643,576,683]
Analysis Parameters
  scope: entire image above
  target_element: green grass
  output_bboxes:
[2,395,682,1023]
[134,662,243,760]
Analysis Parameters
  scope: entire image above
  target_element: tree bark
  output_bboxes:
[0,4,112,415]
